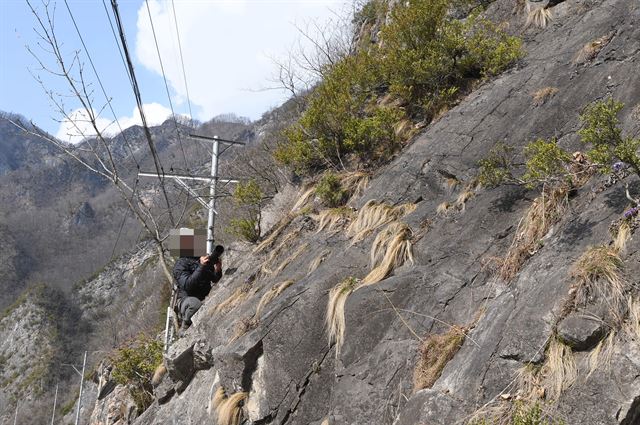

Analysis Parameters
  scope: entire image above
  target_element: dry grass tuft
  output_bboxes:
[574,33,613,64]
[229,317,259,343]
[151,363,167,387]
[525,2,553,29]
[347,200,416,244]
[260,227,303,275]
[516,364,545,402]
[254,215,294,253]
[272,243,308,276]
[413,326,465,392]
[212,387,226,410]
[255,280,295,318]
[532,87,559,106]
[437,201,452,215]
[363,222,414,286]
[455,189,475,211]
[214,282,253,314]
[541,338,577,400]
[320,418,330,425]
[308,250,331,274]
[613,221,630,253]
[626,297,640,341]
[216,391,249,425]
[498,186,568,281]
[394,118,414,140]
[567,245,626,319]
[340,171,370,203]
[291,186,317,213]
[326,277,358,357]
[587,330,615,378]
[315,207,354,233]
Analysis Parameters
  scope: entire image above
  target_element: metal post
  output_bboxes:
[164,306,172,352]
[207,136,219,254]
[75,351,87,425]
[51,382,59,425]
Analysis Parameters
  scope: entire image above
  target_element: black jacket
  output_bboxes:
[173,257,222,301]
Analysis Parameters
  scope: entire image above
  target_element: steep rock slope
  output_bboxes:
[126,0,640,424]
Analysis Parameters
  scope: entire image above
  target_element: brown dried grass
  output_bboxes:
[272,243,308,276]
[229,317,259,344]
[525,3,553,29]
[613,221,630,253]
[214,283,252,315]
[151,363,166,387]
[532,87,559,106]
[308,249,331,274]
[362,222,414,286]
[340,171,370,203]
[347,200,416,244]
[326,277,358,357]
[437,201,452,215]
[566,245,626,320]
[254,215,294,253]
[498,186,568,281]
[541,338,577,400]
[587,330,615,378]
[574,34,613,64]
[216,391,249,425]
[315,207,354,233]
[255,280,295,318]
[413,326,465,392]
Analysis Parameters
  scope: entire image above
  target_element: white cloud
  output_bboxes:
[135,0,351,122]
[56,103,173,144]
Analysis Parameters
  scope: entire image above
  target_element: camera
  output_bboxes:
[207,244,224,264]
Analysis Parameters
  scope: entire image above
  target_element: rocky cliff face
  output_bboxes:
[118,0,640,424]
[0,294,56,423]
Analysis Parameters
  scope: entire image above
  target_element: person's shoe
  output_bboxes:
[177,322,191,338]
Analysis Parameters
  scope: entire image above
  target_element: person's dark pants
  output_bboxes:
[179,297,202,327]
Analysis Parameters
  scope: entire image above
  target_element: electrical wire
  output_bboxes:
[63,0,140,171]
[110,0,175,226]
[144,0,189,173]
[170,0,194,122]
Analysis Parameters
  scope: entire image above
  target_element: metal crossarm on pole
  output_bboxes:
[188,133,246,146]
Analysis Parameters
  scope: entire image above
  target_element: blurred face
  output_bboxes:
[169,228,208,257]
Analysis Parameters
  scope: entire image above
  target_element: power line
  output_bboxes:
[101,0,133,93]
[169,0,194,121]
[144,0,189,173]
[110,0,175,226]
[62,0,140,171]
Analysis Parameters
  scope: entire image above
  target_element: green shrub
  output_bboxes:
[275,0,522,174]
[227,218,260,243]
[229,179,264,243]
[381,0,522,115]
[471,402,565,425]
[316,173,347,207]
[110,337,163,412]
[579,97,640,175]
[522,138,572,187]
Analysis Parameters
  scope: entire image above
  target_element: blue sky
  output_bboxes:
[0,0,351,143]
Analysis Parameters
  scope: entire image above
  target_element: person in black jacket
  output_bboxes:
[173,251,222,330]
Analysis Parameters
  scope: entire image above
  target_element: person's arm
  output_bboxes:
[177,257,214,293]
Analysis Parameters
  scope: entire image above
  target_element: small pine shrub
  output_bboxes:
[316,173,347,207]
[229,179,264,243]
[110,336,163,412]
[227,218,260,243]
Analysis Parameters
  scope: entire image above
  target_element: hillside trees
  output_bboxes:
[274,0,523,174]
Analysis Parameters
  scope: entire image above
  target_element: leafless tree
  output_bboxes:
[13,0,193,282]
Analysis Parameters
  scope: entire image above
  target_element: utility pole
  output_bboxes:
[138,134,245,252]
[51,382,59,425]
[63,351,87,425]
[138,133,244,350]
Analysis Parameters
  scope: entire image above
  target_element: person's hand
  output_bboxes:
[199,255,210,266]
[214,259,222,273]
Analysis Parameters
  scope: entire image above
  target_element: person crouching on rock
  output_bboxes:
[172,231,224,332]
